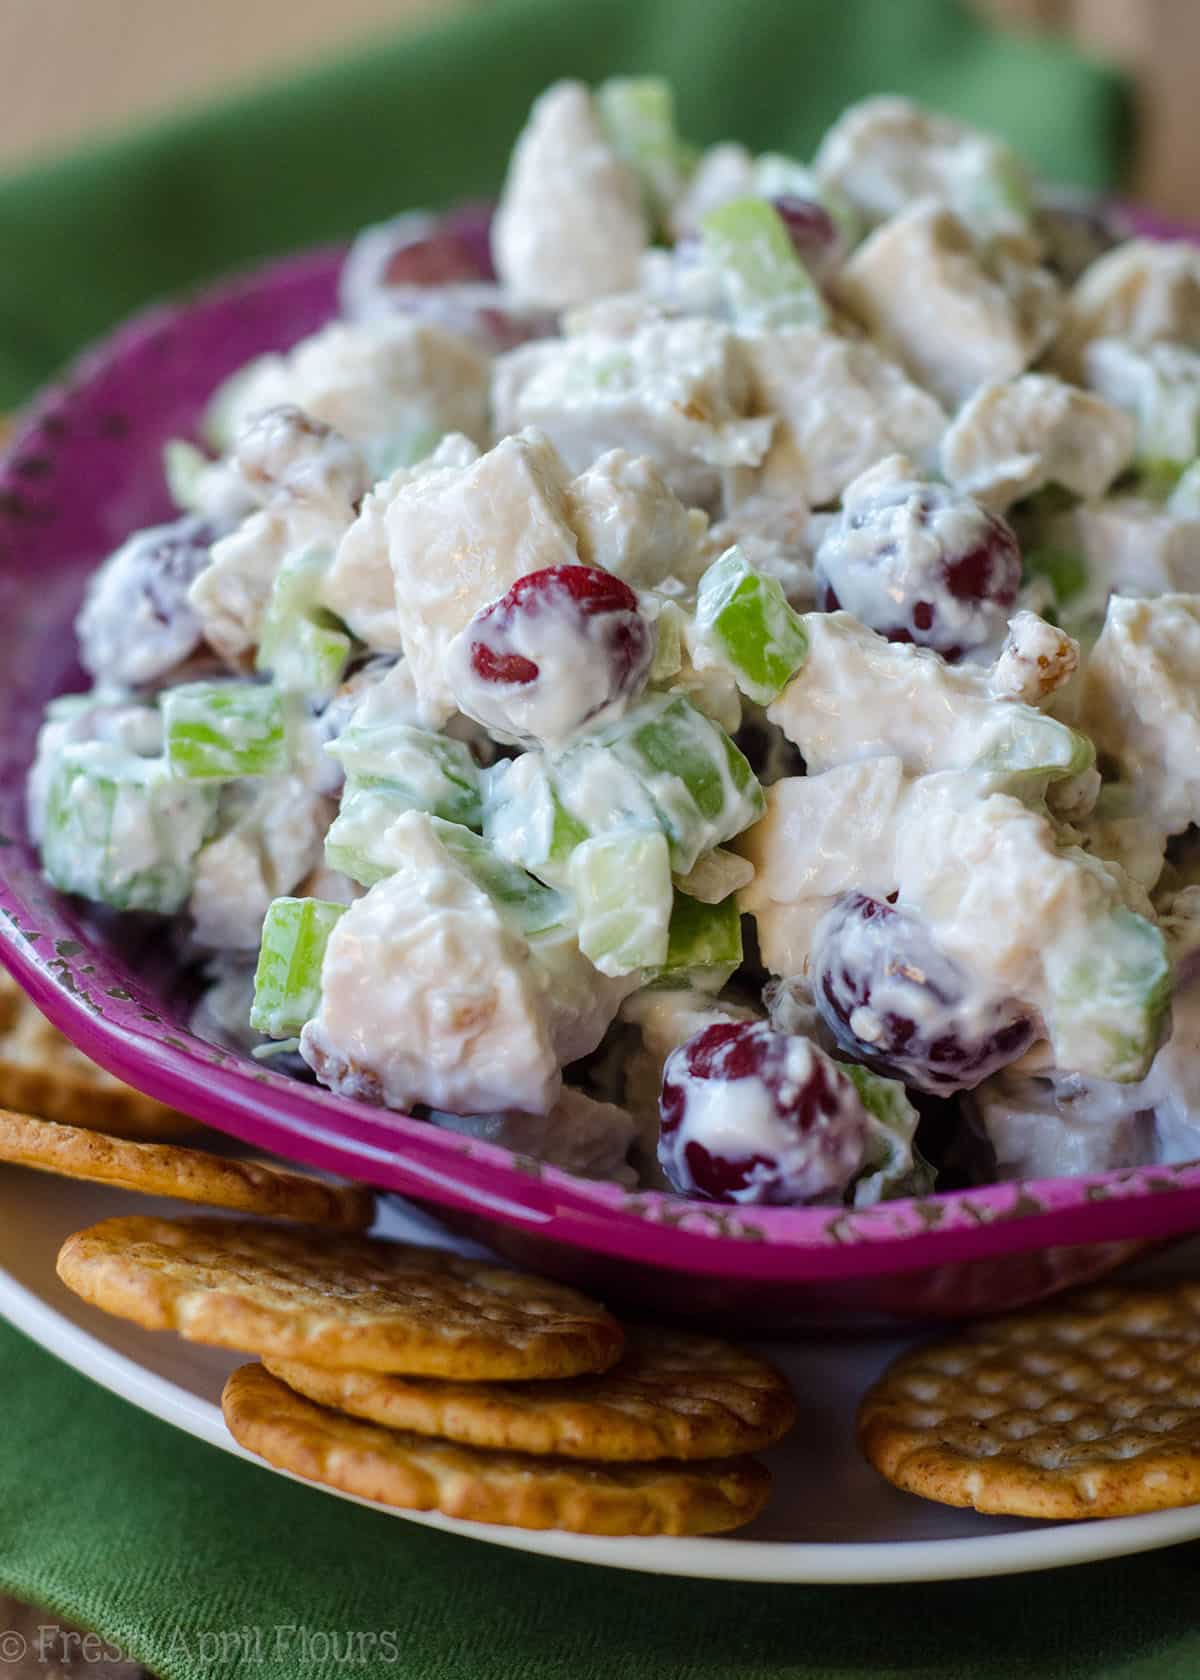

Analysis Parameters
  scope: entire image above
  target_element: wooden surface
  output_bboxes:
[0,1596,147,1679]
[0,0,471,168]
[0,0,1195,215]
[979,0,1200,217]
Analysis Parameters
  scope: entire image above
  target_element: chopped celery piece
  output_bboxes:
[1023,545,1088,607]
[1167,460,1200,516]
[250,896,347,1038]
[327,723,481,829]
[841,1064,932,1205]
[481,755,587,888]
[323,782,407,888]
[42,742,217,914]
[652,891,742,993]
[649,598,686,682]
[163,439,212,512]
[569,829,672,977]
[1044,907,1171,1082]
[674,846,755,904]
[753,154,862,247]
[594,694,765,873]
[257,548,352,703]
[428,817,566,937]
[694,546,809,705]
[973,710,1095,785]
[700,197,826,330]
[163,681,287,782]
[597,76,695,226]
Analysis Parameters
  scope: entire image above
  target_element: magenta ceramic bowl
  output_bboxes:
[2,217,1199,1329]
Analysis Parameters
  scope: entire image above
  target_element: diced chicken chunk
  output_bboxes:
[1048,496,1200,612]
[744,326,947,506]
[300,811,626,1115]
[834,203,1061,408]
[492,318,773,505]
[188,498,350,666]
[219,317,491,477]
[565,449,707,587]
[1055,238,1200,374]
[233,405,368,513]
[814,95,1030,234]
[189,779,336,951]
[321,435,481,653]
[1081,338,1200,468]
[385,429,580,724]
[491,81,649,309]
[941,373,1134,509]
[1082,593,1200,833]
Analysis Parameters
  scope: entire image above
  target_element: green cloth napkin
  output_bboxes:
[0,0,1129,407]
[1,1318,1198,1680]
[0,1,1153,1675]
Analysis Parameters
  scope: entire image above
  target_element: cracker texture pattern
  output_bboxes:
[0,972,196,1139]
[57,1216,624,1378]
[223,1363,771,1535]
[859,1281,1200,1518]
[266,1325,797,1460]
[0,1110,373,1227]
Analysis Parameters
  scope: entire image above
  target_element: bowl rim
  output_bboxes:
[3,223,1200,1283]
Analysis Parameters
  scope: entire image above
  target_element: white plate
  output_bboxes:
[5,1167,1200,1585]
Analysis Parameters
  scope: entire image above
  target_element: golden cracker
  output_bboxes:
[265,1324,796,1461]
[0,971,196,1139]
[0,1110,373,1228]
[57,1216,624,1379]
[858,1279,1200,1520]
[223,1363,770,1535]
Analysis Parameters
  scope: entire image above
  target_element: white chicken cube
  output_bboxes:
[565,449,708,587]
[491,81,649,309]
[941,373,1135,509]
[834,203,1061,408]
[385,429,580,724]
[189,779,336,951]
[492,318,774,505]
[1055,238,1200,375]
[321,434,481,653]
[813,95,1030,235]
[744,326,947,506]
[1049,496,1200,613]
[1081,338,1200,468]
[299,810,627,1115]
[219,317,491,478]
[1081,593,1200,834]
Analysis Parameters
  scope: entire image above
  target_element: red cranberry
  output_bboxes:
[448,565,654,747]
[812,893,1036,1097]
[658,1020,871,1205]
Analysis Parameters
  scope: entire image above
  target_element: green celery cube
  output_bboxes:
[597,76,696,225]
[257,547,353,703]
[429,818,566,938]
[607,695,765,872]
[973,711,1095,785]
[164,681,287,782]
[694,546,809,704]
[701,197,826,330]
[327,724,481,829]
[250,896,347,1038]
[1045,908,1171,1083]
[652,891,742,992]
[570,829,673,977]
[42,743,217,914]
[481,756,588,888]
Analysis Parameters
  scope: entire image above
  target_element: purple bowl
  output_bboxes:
[1,221,1198,1328]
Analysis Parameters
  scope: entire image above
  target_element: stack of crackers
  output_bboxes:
[0,1046,794,1535]
[6,972,1200,1532]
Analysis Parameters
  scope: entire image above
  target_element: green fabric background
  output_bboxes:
[0,0,1130,406]
[0,1,1170,1675]
[2,1320,1198,1680]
